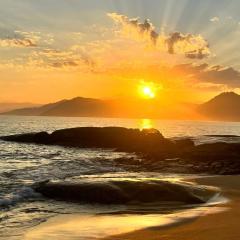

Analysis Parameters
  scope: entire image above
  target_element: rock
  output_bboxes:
[0,127,173,153]
[174,138,195,149]
[1,132,49,143]
[2,127,240,175]
[33,179,214,204]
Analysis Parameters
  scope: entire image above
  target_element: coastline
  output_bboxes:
[23,175,240,240]
[104,175,240,240]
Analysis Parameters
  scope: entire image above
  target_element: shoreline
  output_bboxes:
[23,175,240,240]
[104,175,240,240]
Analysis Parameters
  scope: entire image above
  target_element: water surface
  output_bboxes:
[0,116,238,239]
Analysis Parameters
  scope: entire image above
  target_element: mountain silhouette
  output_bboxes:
[4,92,240,121]
[2,99,67,116]
[2,97,194,119]
[2,97,115,117]
[0,102,40,113]
[199,92,240,121]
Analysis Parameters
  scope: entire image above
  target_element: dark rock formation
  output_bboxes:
[1,127,240,175]
[0,127,174,153]
[33,179,214,205]
[2,132,50,143]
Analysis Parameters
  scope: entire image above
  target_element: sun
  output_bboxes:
[142,86,155,99]
[138,81,159,99]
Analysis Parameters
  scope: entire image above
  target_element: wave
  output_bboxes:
[33,179,219,205]
[0,187,40,208]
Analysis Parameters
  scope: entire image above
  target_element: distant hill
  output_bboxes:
[1,96,196,119]
[1,97,115,117]
[41,97,114,117]
[199,92,240,121]
[0,102,40,113]
[1,99,67,116]
[5,92,240,121]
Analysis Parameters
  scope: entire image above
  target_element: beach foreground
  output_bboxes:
[104,176,240,240]
[23,176,240,240]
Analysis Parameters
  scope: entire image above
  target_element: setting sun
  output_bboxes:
[138,81,160,99]
[142,86,155,99]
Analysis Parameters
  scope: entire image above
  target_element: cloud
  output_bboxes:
[70,45,96,68]
[37,48,72,58]
[108,13,159,45]
[173,63,240,88]
[27,45,96,70]
[165,32,210,59]
[79,51,95,68]
[108,12,210,59]
[0,38,37,48]
[0,31,55,48]
[51,60,79,68]
[210,17,220,22]
[200,66,240,87]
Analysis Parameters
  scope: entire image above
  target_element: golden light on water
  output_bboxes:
[141,119,153,129]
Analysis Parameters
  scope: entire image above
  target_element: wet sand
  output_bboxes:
[105,176,240,240]
[24,176,240,240]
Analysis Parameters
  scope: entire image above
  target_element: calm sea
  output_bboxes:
[0,115,239,239]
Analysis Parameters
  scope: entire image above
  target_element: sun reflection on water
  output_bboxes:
[140,119,154,130]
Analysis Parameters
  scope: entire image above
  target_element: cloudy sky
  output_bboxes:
[0,0,240,103]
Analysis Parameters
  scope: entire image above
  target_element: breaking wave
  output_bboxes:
[0,187,41,208]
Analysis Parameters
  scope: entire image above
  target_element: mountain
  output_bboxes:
[199,92,240,121]
[0,102,40,113]
[2,99,67,116]
[41,97,113,117]
[1,97,115,117]
[7,93,240,120]
[2,96,196,119]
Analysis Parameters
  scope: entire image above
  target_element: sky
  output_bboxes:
[0,0,240,103]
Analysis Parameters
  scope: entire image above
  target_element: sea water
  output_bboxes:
[0,115,238,239]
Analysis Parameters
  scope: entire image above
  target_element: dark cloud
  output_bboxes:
[51,61,79,68]
[165,32,210,59]
[173,63,240,88]
[185,49,209,59]
[166,32,185,54]
[200,66,240,87]
[108,13,159,45]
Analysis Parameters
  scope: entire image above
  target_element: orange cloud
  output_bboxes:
[0,38,37,48]
[108,13,210,59]
[107,13,159,45]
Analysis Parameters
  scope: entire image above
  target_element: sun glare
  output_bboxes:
[142,86,155,98]
[138,81,160,99]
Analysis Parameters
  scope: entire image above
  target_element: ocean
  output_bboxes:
[0,115,238,239]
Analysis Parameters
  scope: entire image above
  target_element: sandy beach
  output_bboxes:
[23,175,240,240]
[103,176,240,240]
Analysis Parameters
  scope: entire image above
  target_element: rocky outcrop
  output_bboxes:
[1,127,240,175]
[0,127,175,153]
[33,179,215,205]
